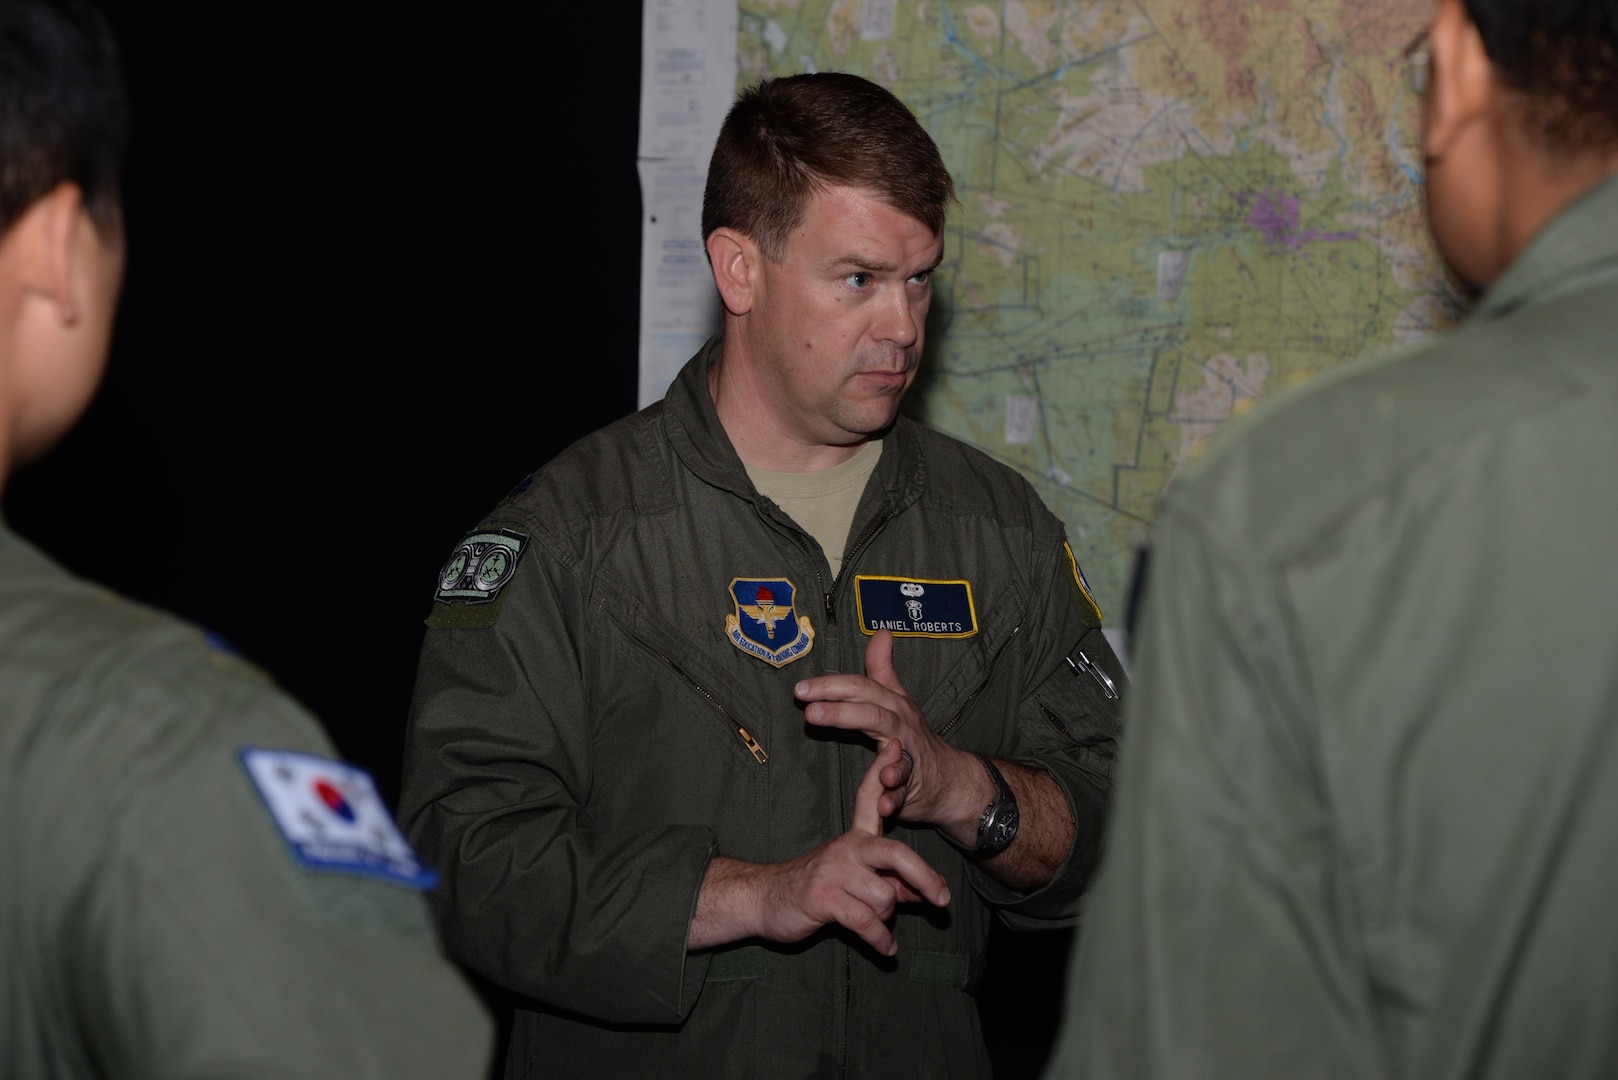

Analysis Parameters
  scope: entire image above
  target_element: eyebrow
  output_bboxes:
[824,255,898,274]
[822,251,944,277]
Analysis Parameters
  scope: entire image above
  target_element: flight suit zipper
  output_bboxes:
[839,747,851,1079]
[826,511,892,625]
[753,498,898,1076]
[765,503,893,628]
[634,637,768,764]
[828,508,894,1078]
[938,624,1021,741]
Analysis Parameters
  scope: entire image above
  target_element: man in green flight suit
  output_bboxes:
[1047,0,1618,1076]
[402,72,1126,1077]
[0,3,492,1076]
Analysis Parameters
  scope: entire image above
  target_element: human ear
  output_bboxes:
[13,183,92,327]
[1423,0,1495,163]
[706,227,757,317]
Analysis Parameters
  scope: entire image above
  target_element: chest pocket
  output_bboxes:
[852,574,1027,743]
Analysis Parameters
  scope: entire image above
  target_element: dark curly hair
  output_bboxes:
[1465,0,1618,153]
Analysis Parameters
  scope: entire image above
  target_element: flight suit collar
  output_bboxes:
[662,336,927,526]
[1476,172,1618,321]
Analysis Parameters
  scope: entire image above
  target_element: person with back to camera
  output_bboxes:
[401,71,1128,1078]
[1045,0,1618,1076]
[0,2,492,1075]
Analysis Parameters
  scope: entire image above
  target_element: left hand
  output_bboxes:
[795,629,976,829]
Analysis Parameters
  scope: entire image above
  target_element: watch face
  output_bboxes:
[986,803,1020,851]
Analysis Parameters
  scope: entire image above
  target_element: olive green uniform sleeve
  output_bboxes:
[400,535,718,1025]
[10,611,493,1079]
[961,529,1126,925]
[80,726,494,1077]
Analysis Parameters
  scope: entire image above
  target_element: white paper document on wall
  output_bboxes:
[637,0,736,408]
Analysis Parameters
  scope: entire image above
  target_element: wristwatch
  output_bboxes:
[964,753,1019,855]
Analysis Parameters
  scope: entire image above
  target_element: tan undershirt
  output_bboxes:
[746,440,882,579]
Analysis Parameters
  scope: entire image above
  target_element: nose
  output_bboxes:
[877,286,922,349]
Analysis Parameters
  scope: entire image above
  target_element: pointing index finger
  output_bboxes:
[852,738,901,834]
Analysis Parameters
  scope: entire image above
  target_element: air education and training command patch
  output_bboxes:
[240,748,438,890]
[854,576,978,638]
[726,578,815,668]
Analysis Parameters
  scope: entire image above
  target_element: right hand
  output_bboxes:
[690,740,950,956]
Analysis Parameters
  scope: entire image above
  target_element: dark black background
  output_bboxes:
[3,6,1071,1073]
[4,4,644,805]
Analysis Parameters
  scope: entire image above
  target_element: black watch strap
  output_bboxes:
[948,753,1020,855]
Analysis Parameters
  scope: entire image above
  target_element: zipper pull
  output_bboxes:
[738,725,769,764]
[824,591,836,625]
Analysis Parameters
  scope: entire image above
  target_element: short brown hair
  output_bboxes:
[701,72,955,261]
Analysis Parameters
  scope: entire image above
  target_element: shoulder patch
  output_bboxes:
[240,748,437,890]
[854,576,978,638]
[1064,542,1104,626]
[435,528,528,604]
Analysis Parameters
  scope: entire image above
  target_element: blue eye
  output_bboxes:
[846,272,872,288]
[909,270,932,286]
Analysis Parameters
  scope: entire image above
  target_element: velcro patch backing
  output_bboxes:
[426,528,529,629]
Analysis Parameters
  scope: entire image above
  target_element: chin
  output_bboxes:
[13,427,70,467]
[1425,186,1500,292]
[826,413,894,444]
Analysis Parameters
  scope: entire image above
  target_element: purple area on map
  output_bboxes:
[1244,188,1358,250]
[1247,189,1298,243]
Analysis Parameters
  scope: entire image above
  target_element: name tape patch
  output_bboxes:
[436,528,528,604]
[726,577,816,667]
[241,748,437,890]
[855,576,978,638]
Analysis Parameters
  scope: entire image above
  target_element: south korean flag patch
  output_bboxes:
[241,748,438,890]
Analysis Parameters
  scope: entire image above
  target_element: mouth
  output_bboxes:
[854,349,917,380]
[853,369,912,395]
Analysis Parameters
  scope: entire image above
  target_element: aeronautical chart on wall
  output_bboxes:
[640,0,1467,625]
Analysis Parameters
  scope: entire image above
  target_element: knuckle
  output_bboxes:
[844,903,880,934]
